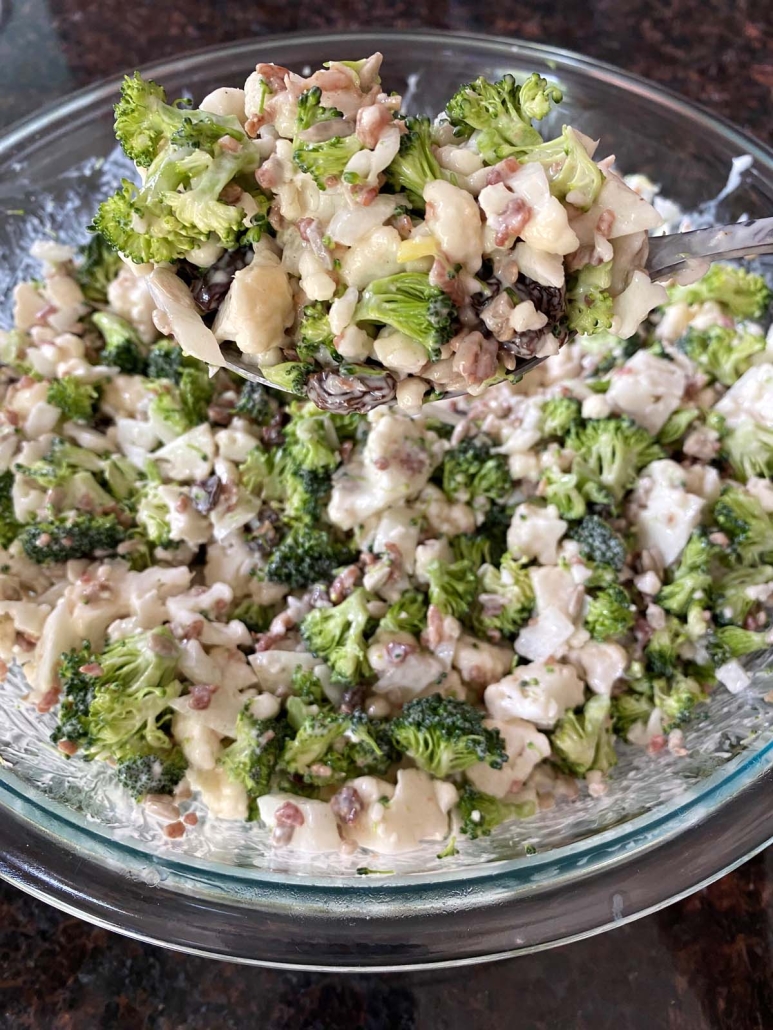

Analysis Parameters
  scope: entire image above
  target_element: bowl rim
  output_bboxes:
[1,28,773,967]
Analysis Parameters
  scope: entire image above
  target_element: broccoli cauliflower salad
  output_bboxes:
[90,55,668,412]
[1,56,772,862]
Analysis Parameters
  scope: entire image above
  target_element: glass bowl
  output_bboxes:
[1,30,772,971]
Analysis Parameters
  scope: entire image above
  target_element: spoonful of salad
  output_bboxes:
[96,59,773,414]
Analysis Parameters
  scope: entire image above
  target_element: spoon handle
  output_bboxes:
[646,216,773,281]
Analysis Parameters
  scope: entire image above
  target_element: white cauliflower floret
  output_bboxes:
[214,424,261,464]
[107,266,159,343]
[340,225,402,289]
[570,641,628,695]
[373,328,429,376]
[343,769,455,854]
[514,606,577,663]
[466,718,550,798]
[513,241,565,288]
[367,505,421,573]
[606,351,686,434]
[258,794,341,852]
[507,503,567,565]
[634,459,705,568]
[453,634,513,690]
[480,164,579,255]
[172,711,224,772]
[423,179,483,273]
[153,423,215,483]
[368,635,447,702]
[25,598,81,703]
[212,243,295,356]
[188,766,248,820]
[414,538,454,583]
[611,271,668,341]
[714,364,773,429]
[485,661,585,729]
[419,484,476,537]
[530,565,581,620]
[248,649,318,693]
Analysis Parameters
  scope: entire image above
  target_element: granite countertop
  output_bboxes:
[0,2,772,1027]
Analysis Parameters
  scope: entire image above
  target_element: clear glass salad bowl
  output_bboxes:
[1,30,772,971]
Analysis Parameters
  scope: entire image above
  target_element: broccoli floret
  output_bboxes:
[220,704,290,807]
[585,584,634,641]
[653,675,706,730]
[295,86,343,132]
[380,590,428,637]
[540,396,581,438]
[178,364,214,425]
[644,616,688,677]
[520,125,603,210]
[146,339,185,382]
[566,261,615,336]
[714,565,773,627]
[657,407,700,447]
[116,748,187,799]
[136,483,174,547]
[550,694,617,776]
[570,514,627,570]
[451,533,496,568]
[391,694,507,778]
[440,436,511,504]
[668,263,771,320]
[147,381,191,437]
[722,420,773,483]
[291,666,328,705]
[20,513,126,564]
[300,587,373,685]
[611,689,655,737]
[0,470,21,550]
[446,72,562,164]
[296,302,338,363]
[678,325,766,386]
[283,402,341,476]
[385,116,444,209]
[426,558,479,619]
[354,273,456,360]
[103,454,142,503]
[92,311,148,375]
[259,362,314,396]
[708,625,771,666]
[472,554,534,639]
[293,135,362,189]
[457,783,536,840]
[234,380,273,424]
[113,71,245,167]
[713,487,773,564]
[76,232,123,304]
[239,446,273,496]
[50,643,99,748]
[657,530,717,616]
[542,467,587,520]
[231,599,275,634]
[47,375,99,423]
[281,708,392,785]
[265,525,353,588]
[567,417,663,507]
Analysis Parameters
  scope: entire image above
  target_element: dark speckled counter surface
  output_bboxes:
[1,2,772,1027]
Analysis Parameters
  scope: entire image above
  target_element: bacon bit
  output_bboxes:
[385,639,416,664]
[255,63,291,93]
[0,660,7,680]
[255,152,284,190]
[36,686,60,713]
[296,217,334,268]
[429,257,467,306]
[272,801,304,846]
[189,684,218,710]
[596,209,616,238]
[4,410,19,427]
[392,213,414,239]
[79,662,103,677]
[486,157,521,186]
[452,330,499,385]
[356,103,393,149]
[175,494,190,514]
[183,812,199,827]
[183,619,205,641]
[359,186,379,207]
[36,532,51,547]
[34,303,58,326]
[373,456,390,470]
[647,734,667,755]
[493,198,532,247]
[245,113,266,137]
[329,564,361,604]
[339,439,354,464]
[709,531,730,547]
[218,182,242,204]
[340,684,367,713]
[330,786,364,825]
[163,821,186,839]
[57,740,78,756]
[218,135,242,154]
[424,604,445,651]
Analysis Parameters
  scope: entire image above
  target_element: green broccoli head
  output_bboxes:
[540,395,581,438]
[713,487,773,564]
[76,232,123,304]
[47,375,100,423]
[0,470,21,550]
[379,590,429,637]
[178,364,214,425]
[721,421,773,483]
[708,625,771,666]
[542,467,587,521]
[585,584,635,641]
[657,407,701,448]
[234,380,273,424]
[220,704,291,805]
[147,380,192,437]
[295,86,343,132]
[569,514,627,570]
[678,325,765,386]
[565,261,615,336]
[280,708,393,786]
[147,339,185,382]
[446,72,562,164]
[292,135,362,189]
[259,362,314,396]
[472,554,535,639]
[136,483,173,547]
[291,665,328,705]
[520,125,603,210]
[385,116,444,209]
[300,587,373,685]
[296,302,339,363]
[440,436,511,504]
[668,263,771,319]
[92,311,148,375]
[230,599,275,634]
[657,530,717,616]
[645,616,688,677]
[265,524,354,589]
[550,694,617,776]
[116,748,187,799]
[20,513,127,564]
[611,689,655,737]
[391,694,507,779]
[14,436,104,489]
[50,642,100,748]
[713,564,773,627]
[567,417,663,507]
[354,273,457,361]
[457,783,536,840]
[426,557,479,619]
[653,675,706,731]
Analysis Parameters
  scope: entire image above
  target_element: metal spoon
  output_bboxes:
[218,216,773,405]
